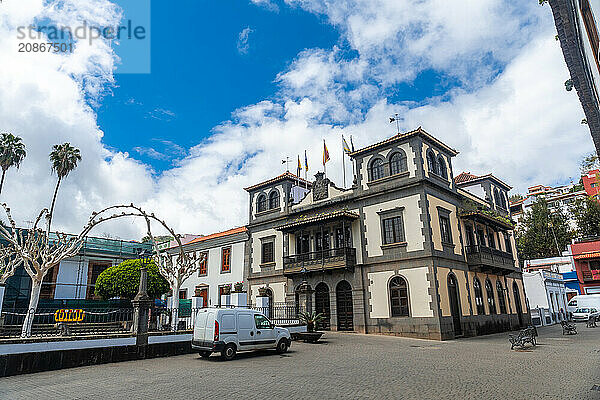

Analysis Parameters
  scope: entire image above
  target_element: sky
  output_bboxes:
[0,0,595,240]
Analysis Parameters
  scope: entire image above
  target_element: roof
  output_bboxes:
[454,171,512,190]
[277,210,359,230]
[244,172,312,192]
[574,251,600,260]
[348,127,459,157]
[172,226,247,248]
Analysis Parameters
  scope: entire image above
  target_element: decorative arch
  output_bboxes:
[437,155,448,179]
[427,150,438,175]
[473,277,485,315]
[485,278,497,314]
[447,272,462,335]
[388,275,409,317]
[256,193,267,213]
[496,280,507,314]
[389,150,408,175]
[369,157,385,181]
[268,189,280,209]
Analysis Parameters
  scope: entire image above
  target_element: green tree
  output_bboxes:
[48,143,81,230]
[0,133,26,194]
[515,198,573,260]
[581,152,600,174]
[571,197,600,238]
[95,259,170,300]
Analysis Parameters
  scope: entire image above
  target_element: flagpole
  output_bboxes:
[342,136,346,188]
[350,135,356,186]
[323,139,327,178]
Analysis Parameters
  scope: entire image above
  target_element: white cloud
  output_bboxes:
[237,27,254,55]
[0,0,594,242]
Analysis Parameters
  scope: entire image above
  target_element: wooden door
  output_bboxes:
[315,283,331,330]
[448,274,462,336]
[336,281,353,331]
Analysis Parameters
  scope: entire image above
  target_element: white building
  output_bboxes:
[523,270,569,326]
[166,227,248,308]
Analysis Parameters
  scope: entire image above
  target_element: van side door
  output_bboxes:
[237,312,257,350]
[254,313,276,348]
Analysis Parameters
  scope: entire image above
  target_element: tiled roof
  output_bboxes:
[277,210,359,230]
[454,172,479,184]
[348,127,459,157]
[172,226,247,248]
[454,172,512,190]
[244,171,312,192]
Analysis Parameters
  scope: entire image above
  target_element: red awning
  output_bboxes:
[574,251,600,260]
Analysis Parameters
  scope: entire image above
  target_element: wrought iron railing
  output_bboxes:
[464,245,515,268]
[283,247,356,271]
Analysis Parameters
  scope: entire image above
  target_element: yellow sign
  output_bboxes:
[54,309,85,322]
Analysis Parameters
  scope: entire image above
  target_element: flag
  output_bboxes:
[342,135,351,154]
[297,155,302,176]
[304,150,309,172]
[323,140,330,165]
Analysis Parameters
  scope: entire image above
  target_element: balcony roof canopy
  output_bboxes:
[277,210,359,232]
[460,210,514,231]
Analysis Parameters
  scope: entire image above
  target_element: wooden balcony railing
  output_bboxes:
[283,247,356,275]
[464,245,517,272]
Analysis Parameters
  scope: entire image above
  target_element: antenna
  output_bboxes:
[389,113,402,134]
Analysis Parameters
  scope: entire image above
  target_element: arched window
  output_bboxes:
[257,194,267,213]
[499,192,507,210]
[494,189,501,208]
[389,276,409,317]
[389,152,407,175]
[370,158,385,181]
[485,279,496,314]
[427,151,438,175]
[269,190,280,209]
[496,281,507,314]
[437,155,447,179]
[473,278,485,315]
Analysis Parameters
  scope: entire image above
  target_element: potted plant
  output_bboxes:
[221,285,231,295]
[233,281,244,293]
[297,311,325,343]
[258,286,269,297]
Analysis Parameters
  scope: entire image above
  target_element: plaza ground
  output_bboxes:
[0,324,598,399]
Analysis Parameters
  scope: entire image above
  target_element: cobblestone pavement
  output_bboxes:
[1,324,599,400]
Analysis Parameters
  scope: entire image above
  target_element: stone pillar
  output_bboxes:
[296,280,313,314]
[132,265,153,354]
[256,296,270,318]
[231,292,248,308]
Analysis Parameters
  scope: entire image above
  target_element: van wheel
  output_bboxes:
[199,351,211,358]
[276,339,289,354]
[221,344,237,361]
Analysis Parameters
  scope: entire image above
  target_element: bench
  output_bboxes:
[509,326,537,349]
[561,320,577,335]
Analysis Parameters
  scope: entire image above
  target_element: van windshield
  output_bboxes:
[575,308,590,313]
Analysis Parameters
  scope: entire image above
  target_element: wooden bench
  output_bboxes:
[561,320,577,335]
[509,326,537,349]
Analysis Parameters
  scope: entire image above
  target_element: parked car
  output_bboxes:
[192,307,291,360]
[572,307,600,322]
[567,294,600,315]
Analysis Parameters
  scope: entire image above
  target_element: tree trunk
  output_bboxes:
[0,169,5,195]
[171,282,180,332]
[47,177,62,233]
[21,279,43,337]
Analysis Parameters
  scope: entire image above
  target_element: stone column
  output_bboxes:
[132,266,153,356]
[296,280,313,314]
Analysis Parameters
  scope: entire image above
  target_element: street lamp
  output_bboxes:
[136,249,153,299]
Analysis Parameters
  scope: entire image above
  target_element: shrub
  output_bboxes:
[94,259,170,300]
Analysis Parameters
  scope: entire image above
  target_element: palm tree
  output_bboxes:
[0,133,27,194]
[48,143,81,231]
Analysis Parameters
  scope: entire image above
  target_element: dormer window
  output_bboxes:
[437,155,448,179]
[370,158,385,181]
[389,151,407,175]
[257,194,267,213]
[269,190,280,209]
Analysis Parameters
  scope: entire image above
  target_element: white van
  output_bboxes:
[567,294,600,315]
[192,307,292,360]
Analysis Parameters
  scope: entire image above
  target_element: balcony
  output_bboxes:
[465,245,518,274]
[581,270,600,282]
[283,247,356,275]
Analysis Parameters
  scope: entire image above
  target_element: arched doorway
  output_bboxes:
[315,283,331,330]
[447,274,462,336]
[336,280,353,331]
[513,282,524,327]
[264,287,274,319]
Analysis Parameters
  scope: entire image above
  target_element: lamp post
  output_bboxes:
[133,249,153,353]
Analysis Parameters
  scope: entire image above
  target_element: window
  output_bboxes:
[254,314,272,329]
[218,284,231,306]
[269,190,280,209]
[496,281,507,314]
[439,215,452,244]
[473,278,485,315]
[427,151,438,175]
[370,158,385,181]
[389,152,407,175]
[477,229,486,247]
[179,289,187,300]
[221,247,231,273]
[465,225,475,247]
[316,230,330,251]
[335,226,352,248]
[198,251,208,276]
[389,276,409,317]
[296,233,310,254]
[504,233,512,254]
[382,216,405,244]
[437,156,447,179]
[257,194,267,213]
[485,279,496,314]
[487,232,495,249]
[500,192,507,210]
[261,241,274,264]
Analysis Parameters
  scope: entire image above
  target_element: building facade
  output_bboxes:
[523,270,569,326]
[244,128,530,340]
[571,237,600,294]
[165,227,248,308]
